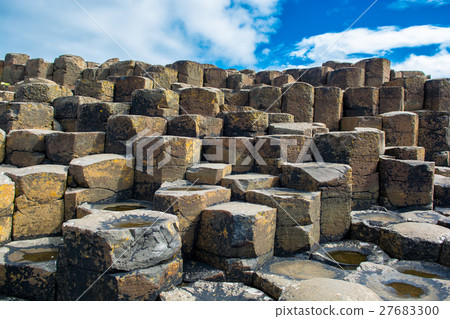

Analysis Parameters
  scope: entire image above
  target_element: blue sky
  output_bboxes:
[1,0,450,77]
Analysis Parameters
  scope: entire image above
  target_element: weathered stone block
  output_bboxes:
[168,114,222,138]
[379,156,435,209]
[279,82,314,122]
[0,91,15,102]
[226,72,253,90]
[108,60,135,77]
[170,60,203,86]
[0,237,62,300]
[255,70,282,85]
[327,68,365,90]
[301,66,333,86]
[221,173,279,200]
[384,77,426,111]
[222,110,268,137]
[74,79,115,101]
[268,122,313,136]
[105,114,167,154]
[186,163,232,185]
[197,201,276,258]
[69,154,134,192]
[52,96,100,121]
[268,113,294,124]
[202,136,255,172]
[77,102,130,132]
[131,88,179,118]
[424,79,450,112]
[434,174,450,207]
[114,76,153,102]
[178,87,224,117]
[0,102,53,132]
[281,163,352,242]
[380,111,418,146]
[154,185,230,256]
[203,68,227,88]
[24,58,53,80]
[247,188,320,256]
[380,222,449,262]
[221,88,249,106]
[145,65,178,90]
[357,58,390,87]
[46,132,105,165]
[61,210,181,272]
[379,86,404,113]
[6,129,52,153]
[15,82,72,103]
[63,187,117,221]
[53,55,86,89]
[340,116,382,131]
[415,110,450,160]
[344,87,379,116]
[384,146,425,161]
[313,86,343,131]
[249,85,282,113]
[273,74,295,88]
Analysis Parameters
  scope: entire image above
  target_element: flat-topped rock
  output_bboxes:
[6,129,53,152]
[69,154,134,192]
[380,222,450,262]
[221,173,279,200]
[15,82,72,103]
[186,163,232,185]
[399,210,447,225]
[197,201,276,258]
[268,122,313,136]
[0,102,53,132]
[279,278,381,301]
[160,280,272,301]
[61,210,181,272]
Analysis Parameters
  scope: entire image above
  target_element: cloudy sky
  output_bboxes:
[1,0,449,77]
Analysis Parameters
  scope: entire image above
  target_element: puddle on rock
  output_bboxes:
[399,269,442,279]
[103,204,147,212]
[20,249,58,262]
[270,260,338,280]
[113,220,156,228]
[363,213,401,223]
[386,282,425,299]
[328,251,368,269]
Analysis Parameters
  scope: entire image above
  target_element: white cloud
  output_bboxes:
[0,0,280,66]
[290,25,450,62]
[388,0,450,10]
[393,49,450,78]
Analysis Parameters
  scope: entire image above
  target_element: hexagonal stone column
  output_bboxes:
[0,237,62,300]
[131,88,179,118]
[186,163,232,185]
[77,102,130,132]
[384,77,426,111]
[313,86,343,131]
[384,146,425,161]
[195,201,276,282]
[379,86,404,114]
[114,76,153,102]
[379,156,435,210]
[281,163,352,242]
[0,102,53,132]
[74,79,115,101]
[168,114,223,138]
[0,174,14,244]
[170,60,203,86]
[6,129,53,167]
[344,87,379,116]
[246,188,320,256]
[281,82,314,122]
[425,79,450,112]
[327,68,365,90]
[6,165,67,239]
[154,185,230,256]
[435,174,450,207]
[380,222,450,263]
[221,110,268,137]
[15,82,72,103]
[415,110,450,161]
[52,96,100,132]
[380,111,418,146]
[179,87,224,117]
[221,173,279,200]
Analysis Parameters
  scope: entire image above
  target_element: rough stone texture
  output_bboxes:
[222,110,268,137]
[384,146,425,161]
[203,68,227,88]
[379,86,404,114]
[6,165,67,239]
[246,188,321,256]
[197,201,276,259]
[415,111,450,161]
[221,173,279,200]
[69,154,134,192]
[279,278,381,301]
[301,67,332,86]
[268,113,294,124]
[249,86,282,113]
[314,129,383,209]
[64,187,117,221]
[109,60,135,77]
[154,185,231,256]
[171,60,203,87]
[202,137,255,173]
[15,82,72,103]
[0,174,15,244]
[105,114,167,154]
[46,132,105,165]
[255,135,312,175]
[74,79,115,101]
[2,53,29,84]
[0,237,62,300]
[186,163,232,185]
[441,238,450,267]
[0,91,15,102]
[0,102,53,133]
[327,68,365,90]
[268,122,313,136]
[281,163,352,242]
[52,55,86,89]
[146,65,178,90]
[280,82,314,122]
[255,71,282,85]
[61,210,181,272]
[52,96,100,132]
[313,86,343,131]
[380,111,419,146]
[424,79,450,112]
[344,87,379,116]
[432,151,449,167]
[5,129,53,167]
[273,74,295,88]
[178,87,224,117]
[114,76,153,102]
[356,58,391,87]
[77,102,130,132]
[24,58,53,80]
[384,77,426,111]
[340,116,382,131]
[379,156,435,210]
[160,280,271,301]
[57,255,182,301]
[182,259,226,283]
[133,136,201,200]
[380,222,450,262]
[434,174,450,207]
[168,115,222,138]
[221,88,249,106]
[131,88,179,118]
[227,72,254,90]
